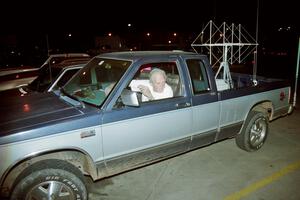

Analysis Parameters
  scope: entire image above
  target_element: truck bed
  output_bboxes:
[231,72,288,88]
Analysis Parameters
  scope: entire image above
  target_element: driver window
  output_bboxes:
[115,62,183,108]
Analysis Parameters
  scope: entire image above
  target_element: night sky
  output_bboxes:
[0,0,298,34]
[0,0,299,79]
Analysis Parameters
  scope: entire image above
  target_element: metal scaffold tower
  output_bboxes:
[191,20,258,88]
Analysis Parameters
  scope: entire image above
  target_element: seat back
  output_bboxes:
[166,73,181,96]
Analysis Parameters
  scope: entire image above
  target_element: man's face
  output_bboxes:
[152,73,166,93]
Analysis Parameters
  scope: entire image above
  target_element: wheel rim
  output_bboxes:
[26,180,75,200]
[249,117,267,148]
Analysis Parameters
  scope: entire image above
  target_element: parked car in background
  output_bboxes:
[0,53,91,92]
[0,67,39,92]
[0,63,85,97]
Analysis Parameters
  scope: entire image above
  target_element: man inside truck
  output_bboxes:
[133,68,174,101]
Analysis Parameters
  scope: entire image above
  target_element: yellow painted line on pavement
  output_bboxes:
[224,160,300,200]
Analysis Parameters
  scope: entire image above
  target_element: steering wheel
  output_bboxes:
[74,87,96,99]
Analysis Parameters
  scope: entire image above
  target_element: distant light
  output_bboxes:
[68,33,72,37]
[23,104,30,112]
[278,26,291,32]
[168,40,172,44]
[108,33,112,36]
[128,23,131,27]
[146,33,150,36]
[173,33,177,36]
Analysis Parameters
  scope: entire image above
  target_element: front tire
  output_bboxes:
[236,111,269,152]
[10,159,88,200]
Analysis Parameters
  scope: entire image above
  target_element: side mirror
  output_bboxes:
[121,89,139,107]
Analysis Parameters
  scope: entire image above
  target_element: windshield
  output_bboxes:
[63,57,131,106]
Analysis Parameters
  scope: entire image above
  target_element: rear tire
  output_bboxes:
[236,111,269,152]
[10,159,87,200]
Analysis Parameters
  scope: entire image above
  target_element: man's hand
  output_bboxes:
[138,85,154,100]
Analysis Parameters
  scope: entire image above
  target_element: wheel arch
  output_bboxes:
[237,100,272,136]
[249,100,273,121]
[0,148,97,198]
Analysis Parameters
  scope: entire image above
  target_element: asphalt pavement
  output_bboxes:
[86,102,300,200]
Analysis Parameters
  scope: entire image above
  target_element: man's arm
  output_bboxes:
[138,85,154,101]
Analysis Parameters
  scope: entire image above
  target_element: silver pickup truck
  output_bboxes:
[0,51,293,200]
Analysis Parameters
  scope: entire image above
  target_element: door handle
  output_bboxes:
[176,102,191,108]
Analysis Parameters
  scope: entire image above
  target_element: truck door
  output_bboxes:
[101,59,193,176]
[184,58,220,149]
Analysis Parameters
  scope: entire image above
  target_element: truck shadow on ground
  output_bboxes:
[85,176,114,198]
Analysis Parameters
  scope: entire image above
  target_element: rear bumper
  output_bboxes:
[288,104,294,115]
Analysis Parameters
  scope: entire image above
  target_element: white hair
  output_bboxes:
[149,68,167,83]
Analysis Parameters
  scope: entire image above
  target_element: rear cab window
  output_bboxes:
[186,59,210,95]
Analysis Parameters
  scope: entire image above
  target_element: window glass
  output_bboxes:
[63,57,131,106]
[136,62,183,100]
[27,66,61,92]
[186,59,210,94]
[115,62,183,108]
[53,68,81,91]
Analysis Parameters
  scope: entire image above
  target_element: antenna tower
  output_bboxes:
[191,20,258,88]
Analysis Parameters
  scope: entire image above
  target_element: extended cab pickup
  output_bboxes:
[0,51,293,200]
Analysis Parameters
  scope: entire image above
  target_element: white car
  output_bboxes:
[0,53,90,92]
[0,64,84,97]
